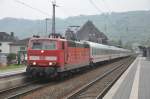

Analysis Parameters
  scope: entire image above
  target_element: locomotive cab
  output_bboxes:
[26,38,66,77]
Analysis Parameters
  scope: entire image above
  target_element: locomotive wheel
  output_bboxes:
[56,73,65,81]
[32,70,37,78]
[68,72,73,78]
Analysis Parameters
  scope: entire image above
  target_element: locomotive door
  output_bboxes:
[62,41,68,64]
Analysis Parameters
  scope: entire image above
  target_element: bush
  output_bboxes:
[7,53,16,64]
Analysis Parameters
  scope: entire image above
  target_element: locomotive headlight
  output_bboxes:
[49,62,52,65]
[33,62,36,65]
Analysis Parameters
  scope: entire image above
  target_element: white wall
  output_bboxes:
[10,45,27,54]
[0,54,7,65]
[0,42,11,54]
[9,45,20,54]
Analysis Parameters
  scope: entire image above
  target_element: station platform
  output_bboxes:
[103,56,150,99]
[0,67,26,77]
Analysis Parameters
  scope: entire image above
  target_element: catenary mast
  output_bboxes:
[52,0,56,35]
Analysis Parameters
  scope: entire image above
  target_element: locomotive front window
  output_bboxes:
[32,42,42,49]
[44,41,56,50]
[31,41,56,50]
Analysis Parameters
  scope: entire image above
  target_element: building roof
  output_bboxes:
[0,32,16,42]
[10,38,30,46]
[65,20,108,44]
[76,21,108,40]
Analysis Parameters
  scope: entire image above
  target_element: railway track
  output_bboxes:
[0,73,37,99]
[64,56,135,99]
[0,78,55,99]
[0,72,29,91]
[0,56,136,99]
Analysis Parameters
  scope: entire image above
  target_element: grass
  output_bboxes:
[0,64,26,72]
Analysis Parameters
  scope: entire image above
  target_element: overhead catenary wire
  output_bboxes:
[89,0,103,13]
[101,0,112,13]
[89,0,119,34]
[100,0,123,36]
[14,0,50,16]
[90,0,126,46]
[14,0,52,36]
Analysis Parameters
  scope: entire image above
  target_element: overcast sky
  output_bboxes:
[0,0,149,19]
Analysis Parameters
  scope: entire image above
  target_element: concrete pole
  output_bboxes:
[52,2,56,35]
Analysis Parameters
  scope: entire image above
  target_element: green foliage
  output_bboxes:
[7,53,16,64]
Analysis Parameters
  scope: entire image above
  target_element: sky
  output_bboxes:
[0,0,149,19]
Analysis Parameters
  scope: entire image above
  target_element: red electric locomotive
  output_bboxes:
[26,37,90,77]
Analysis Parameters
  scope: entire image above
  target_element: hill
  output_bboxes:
[0,10,150,45]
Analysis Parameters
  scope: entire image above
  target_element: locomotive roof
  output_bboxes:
[29,38,130,52]
[30,37,67,41]
[29,37,87,45]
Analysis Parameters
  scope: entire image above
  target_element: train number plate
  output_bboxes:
[40,56,45,60]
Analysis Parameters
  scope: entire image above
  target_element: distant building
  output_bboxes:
[0,32,16,54]
[65,26,79,41]
[9,38,30,64]
[65,21,108,44]
[9,38,30,54]
[0,32,17,66]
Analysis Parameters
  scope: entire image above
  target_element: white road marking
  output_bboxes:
[129,57,141,99]
[103,57,139,99]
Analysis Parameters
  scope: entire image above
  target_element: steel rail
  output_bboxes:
[0,78,55,99]
[0,80,37,94]
[95,57,134,99]
[6,81,55,99]
[65,57,134,99]
[6,58,129,99]
[2,57,134,99]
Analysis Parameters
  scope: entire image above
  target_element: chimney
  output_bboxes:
[10,32,14,37]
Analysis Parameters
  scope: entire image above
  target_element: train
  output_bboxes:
[26,37,131,78]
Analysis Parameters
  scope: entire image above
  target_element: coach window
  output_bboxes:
[77,43,83,48]
[0,43,1,46]
[0,49,2,53]
[76,43,79,47]
[68,41,76,47]
[84,44,89,48]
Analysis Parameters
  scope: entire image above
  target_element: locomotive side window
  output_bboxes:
[68,41,76,47]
